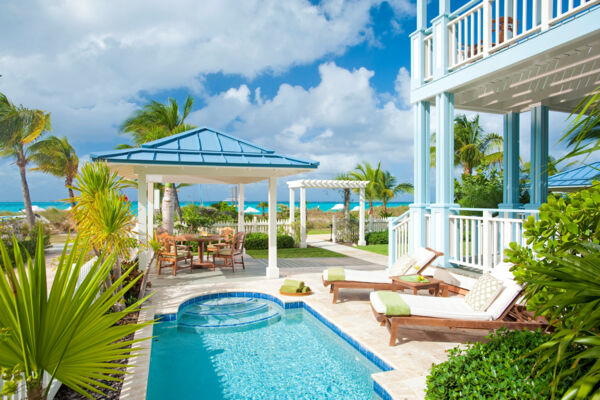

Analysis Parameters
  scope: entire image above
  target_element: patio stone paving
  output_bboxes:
[124,252,488,400]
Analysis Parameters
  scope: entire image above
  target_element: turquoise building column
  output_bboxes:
[431,92,454,266]
[410,101,431,251]
[499,112,521,209]
[528,105,549,208]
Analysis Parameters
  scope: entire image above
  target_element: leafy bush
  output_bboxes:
[505,182,600,318]
[454,166,503,212]
[0,220,50,266]
[426,329,589,399]
[366,230,388,245]
[245,233,295,250]
[504,183,600,398]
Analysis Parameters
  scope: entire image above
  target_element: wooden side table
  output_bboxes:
[391,276,447,297]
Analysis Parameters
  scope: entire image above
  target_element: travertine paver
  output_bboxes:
[307,237,389,266]
[123,262,487,400]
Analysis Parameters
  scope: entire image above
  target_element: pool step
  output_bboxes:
[178,297,281,329]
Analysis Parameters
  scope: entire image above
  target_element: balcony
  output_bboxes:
[411,0,600,112]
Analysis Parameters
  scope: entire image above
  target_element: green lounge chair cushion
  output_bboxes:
[398,275,429,283]
[376,291,411,316]
[280,285,301,294]
[327,267,345,281]
[283,279,304,289]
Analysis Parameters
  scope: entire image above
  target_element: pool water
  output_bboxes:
[147,296,383,399]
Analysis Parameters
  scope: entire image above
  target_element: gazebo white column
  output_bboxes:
[299,187,307,248]
[147,181,154,239]
[266,177,279,278]
[289,188,295,223]
[358,187,366,246]
[238,184,245,232]
[137,174,148,270]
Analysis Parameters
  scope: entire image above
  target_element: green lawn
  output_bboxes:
[307,228,330,235]
[356,244,388,255]
[246,247,346,259]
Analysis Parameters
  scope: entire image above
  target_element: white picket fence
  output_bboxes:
[212,218,292,234]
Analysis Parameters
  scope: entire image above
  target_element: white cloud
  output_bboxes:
[0,0,413,146]
[189,62,414,178]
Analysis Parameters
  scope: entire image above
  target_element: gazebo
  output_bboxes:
[286,179,369,247]
[91,127,319,278]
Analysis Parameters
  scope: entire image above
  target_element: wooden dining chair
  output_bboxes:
[207,227,235,255]
[213,231,246,272]
[156,232,193,276]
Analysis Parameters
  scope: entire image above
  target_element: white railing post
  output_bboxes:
[331,216,337,243]
[482,210,492,271]
[388,217,397,269]
[541,0,553,30]
[482,0,491,56]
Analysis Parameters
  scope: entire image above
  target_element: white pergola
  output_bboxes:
[91,128,318,278]
[286,179,369,246]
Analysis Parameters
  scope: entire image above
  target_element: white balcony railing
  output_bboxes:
[389,207,539,273]
[417,0,600,79]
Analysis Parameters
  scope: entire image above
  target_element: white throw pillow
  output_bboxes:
[413,247,436,269]
[389,254,417,276]
[465,273,504,312]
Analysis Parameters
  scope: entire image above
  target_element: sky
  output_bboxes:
[0,0,591,204]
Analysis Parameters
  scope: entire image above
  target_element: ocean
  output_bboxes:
[0,201,410,214]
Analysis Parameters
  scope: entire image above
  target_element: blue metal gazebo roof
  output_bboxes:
[91,127,319,169]
[548,162,600,191]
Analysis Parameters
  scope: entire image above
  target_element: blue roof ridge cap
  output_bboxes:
[139,126,276,154]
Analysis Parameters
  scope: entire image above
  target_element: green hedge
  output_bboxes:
[366,230,388,245]
[426,329,588,399]
[245,233,295,250]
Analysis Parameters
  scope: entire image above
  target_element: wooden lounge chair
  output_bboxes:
[156,232,193,276]
[322,247,443,303]
[206,227,235,254]
[370,264,547,345]
[213,231,246,271]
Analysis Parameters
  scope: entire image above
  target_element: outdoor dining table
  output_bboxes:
[173,234,224,270]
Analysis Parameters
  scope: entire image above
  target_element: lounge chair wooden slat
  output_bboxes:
[322,247,443,303]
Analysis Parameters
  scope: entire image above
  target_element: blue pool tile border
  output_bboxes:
[155,291,394,399]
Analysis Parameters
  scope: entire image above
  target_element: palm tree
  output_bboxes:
[71,162,136,310]
[349,162,382,215]
[0,93,51,227]
[29,136,79,207]
[560,86,600,160]
[431,114,503,175]
[377,171,413,213]
[521,156,560,178]
[120,95,195,233]
[258,201,268,217]
[335,172,352,223]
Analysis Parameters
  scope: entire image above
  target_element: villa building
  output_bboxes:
[390,0,600,272]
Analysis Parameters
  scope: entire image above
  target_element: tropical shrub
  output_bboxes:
[454,166,503,211]
[0,220,49,265]
[366,230,388,245]
[505,182,600,314]
[504,183,600,399]
[245,233,295,250]
[0,228,151,399]
[425,329,589,399]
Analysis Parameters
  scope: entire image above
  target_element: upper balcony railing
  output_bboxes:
[413,0,600,85]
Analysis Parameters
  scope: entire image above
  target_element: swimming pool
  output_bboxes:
[147,293,392,399]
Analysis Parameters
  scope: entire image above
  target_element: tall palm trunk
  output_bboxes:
[66,176,76,207]
[343,188,350,223]
[17,150,35,227]
[383,199,388,213]
[162,183,175,233]
[173,184,183,220]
